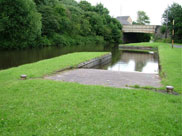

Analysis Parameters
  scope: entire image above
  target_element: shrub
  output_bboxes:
[160,25,167,34]
[0,0,42,49]
[155,38,172,43]
[38,36,52,47]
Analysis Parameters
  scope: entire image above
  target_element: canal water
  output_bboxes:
[0,45,107,70]
[0,45,159,74]
[99,50,159,74]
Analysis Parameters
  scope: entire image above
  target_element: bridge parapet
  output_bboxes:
[123,25,157,33]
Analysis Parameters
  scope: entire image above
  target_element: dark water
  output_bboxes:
[101,51,159,73]
[0,45,159,73]
[0,45,108,70]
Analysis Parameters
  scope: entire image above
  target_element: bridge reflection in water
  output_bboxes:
[104,51,159,74]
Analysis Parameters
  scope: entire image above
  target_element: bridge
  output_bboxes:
[121,24,161,43]
[122,25,158,34]
[116,16,162,43]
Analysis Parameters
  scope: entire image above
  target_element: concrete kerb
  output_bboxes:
[119,45,157,51]
[49,53,112,74]
[78,53,112,68]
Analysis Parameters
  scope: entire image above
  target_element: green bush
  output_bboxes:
[51,34,70,46]
[160,25,167,34]
[155,38,172,43]
[95,36,105,45]
[164,38,172,43]
[38,36,52,47]
[0,0,122,49]
[163,3,182,43]
[0,0,42,49]
[34,0,58,6]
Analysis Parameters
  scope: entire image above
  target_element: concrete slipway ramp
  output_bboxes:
[45,69,162,88]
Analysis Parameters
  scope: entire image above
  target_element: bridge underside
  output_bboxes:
[122,25,159,43]
[123,33,151,43]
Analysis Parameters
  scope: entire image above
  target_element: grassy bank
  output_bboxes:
[0,51,181,135]
[174,43,182,45]
[123,42,167,47]
[0,52,108,84]
[123,42,182,93]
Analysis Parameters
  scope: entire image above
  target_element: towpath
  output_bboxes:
[174,44,182,48]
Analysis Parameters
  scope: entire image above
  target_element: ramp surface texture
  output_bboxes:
[45,69,162,88]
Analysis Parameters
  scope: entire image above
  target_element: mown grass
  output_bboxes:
[123,42,182,93]
[159,45,182,92]
[1,80,182,136]
[174,43,182,46]
[122,42,167,47]
[0,52,108,84]
[0,51,182,136]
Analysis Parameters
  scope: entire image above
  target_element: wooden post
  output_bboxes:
[165,10,168,39]
[172,20,175,48]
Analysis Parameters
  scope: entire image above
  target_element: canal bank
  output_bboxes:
[46,47,162,89]
[0,45,107,70]
[120,42,182,92]
[0,45,181,136]
[45,42,181,93]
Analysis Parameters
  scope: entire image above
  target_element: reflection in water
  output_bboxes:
[0,45,106,70]
[106,51,159,73]
[0,45,159,74]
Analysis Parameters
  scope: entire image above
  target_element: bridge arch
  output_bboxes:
[122,25,161,43]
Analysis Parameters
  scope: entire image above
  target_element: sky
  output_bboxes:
[76,0,182,25]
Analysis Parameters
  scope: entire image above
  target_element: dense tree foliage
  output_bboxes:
[131,11,151,43]
[162,3,182,43]
[0,0,122,49]
[0,0,42,49]
[136,11,150,25]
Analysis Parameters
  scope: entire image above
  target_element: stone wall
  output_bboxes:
[154,26,170,40]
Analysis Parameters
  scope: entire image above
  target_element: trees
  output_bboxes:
[0,0,42,49]
[162,3,182,43]
[0,0,122,49]
[38,4,68,36]
[35,0,122,46]
[79,2,122,44]
[136,11,150,25]
[130,11,151,43]
[33,0,58,6]
[94,3,109,15]
[78,1,93,12]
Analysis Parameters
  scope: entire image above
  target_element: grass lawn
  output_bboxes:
[123,42,182,93]
[0,52,108,84]
[0,50,182,136]
[174,43,182,46]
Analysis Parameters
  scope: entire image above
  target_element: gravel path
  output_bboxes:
[174,45,182,48]
[45,69,162,88]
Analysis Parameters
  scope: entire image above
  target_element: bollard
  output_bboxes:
[20,75,27,80]
[166,86,174,93]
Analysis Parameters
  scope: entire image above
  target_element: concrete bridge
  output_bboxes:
[122,25,158,34]
[116,16,164,43]
[122,25,162,43]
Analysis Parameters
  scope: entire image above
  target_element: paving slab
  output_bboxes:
[45,69,162,88]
